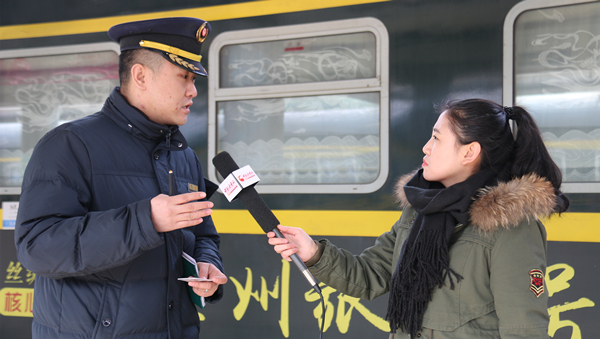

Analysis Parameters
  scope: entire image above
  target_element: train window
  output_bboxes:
[505,0,600,193]
[219,32,376,87]
[0,43,119,194]
[208,18,389,194]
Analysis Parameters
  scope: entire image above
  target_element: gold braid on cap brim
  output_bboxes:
[167,53,200,71]
[139,40,202,62]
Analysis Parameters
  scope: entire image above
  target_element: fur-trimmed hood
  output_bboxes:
[393,171,557,232]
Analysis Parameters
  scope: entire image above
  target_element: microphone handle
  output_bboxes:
[273,228,322,294]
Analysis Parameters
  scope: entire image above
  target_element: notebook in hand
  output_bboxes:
[181,251,206,308]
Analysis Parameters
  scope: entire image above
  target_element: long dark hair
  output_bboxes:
[441,98,569,213]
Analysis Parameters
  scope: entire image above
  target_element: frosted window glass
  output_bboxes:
[514,2,600,182]
[217,92,380,184]
[0,51,119,187]
[220,32,376,88]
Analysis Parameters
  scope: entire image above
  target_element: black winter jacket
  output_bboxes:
[15,88,223,339]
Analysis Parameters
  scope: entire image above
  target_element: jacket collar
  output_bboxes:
[394,170,557,232]
[102,87,188,150]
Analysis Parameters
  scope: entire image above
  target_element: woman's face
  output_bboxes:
[422,111,476,187]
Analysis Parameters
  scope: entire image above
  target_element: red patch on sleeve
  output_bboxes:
[530,269,545,297]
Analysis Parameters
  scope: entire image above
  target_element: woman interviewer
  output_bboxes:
[268,99,569,338]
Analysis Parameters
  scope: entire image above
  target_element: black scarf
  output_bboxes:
[385,168,497,336]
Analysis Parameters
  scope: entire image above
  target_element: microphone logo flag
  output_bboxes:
[219,175,242,201]
[236,165,259,185]
[218,165,260,202]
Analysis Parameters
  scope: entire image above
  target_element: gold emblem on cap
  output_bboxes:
[196,22,208,43]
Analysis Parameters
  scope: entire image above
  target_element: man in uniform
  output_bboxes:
[15,17,226,339]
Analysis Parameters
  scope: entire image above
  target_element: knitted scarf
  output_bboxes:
[385,168,497,336]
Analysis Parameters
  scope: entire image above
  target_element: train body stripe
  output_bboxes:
[0,0,389,41]
[211,210,600,242]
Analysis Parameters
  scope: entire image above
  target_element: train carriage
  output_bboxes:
[0,0,598,338]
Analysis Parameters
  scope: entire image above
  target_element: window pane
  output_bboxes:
[514,2,600,183]
[219,32,376,88]
[0,51,119,187]
[515,3,600,182]
[217,92,380,184]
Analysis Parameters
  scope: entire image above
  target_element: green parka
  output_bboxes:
[307,172,556,338]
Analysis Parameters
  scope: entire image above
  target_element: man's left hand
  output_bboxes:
[188,262,227,297]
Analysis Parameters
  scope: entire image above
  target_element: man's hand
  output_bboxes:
[151,192,213,232]
[188,262,228,297]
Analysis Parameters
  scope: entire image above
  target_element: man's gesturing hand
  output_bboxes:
[151,192,213,232]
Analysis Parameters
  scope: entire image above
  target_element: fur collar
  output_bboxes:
[393,170,557,232]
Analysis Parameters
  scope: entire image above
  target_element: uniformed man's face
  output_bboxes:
[143,58,198,126]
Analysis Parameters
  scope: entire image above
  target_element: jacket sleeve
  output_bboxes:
[14,128,164,279]
[308,215,409,300]
[490,219,550,338]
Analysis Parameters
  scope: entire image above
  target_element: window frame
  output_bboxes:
[0,42,120,195]
[503,0,600,193]
[207,17,390,194]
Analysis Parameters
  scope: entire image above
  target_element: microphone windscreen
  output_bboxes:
[237,188,280,233]
[212,151,279,233]
[212,151,240,178]
[211,151,320,293]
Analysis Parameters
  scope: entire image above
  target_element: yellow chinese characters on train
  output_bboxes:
[3,255,596,338]
[227,259,291,337]
[224,259,389,337]
[223,261,596,338]
[2,261,35,317]
[1,288,34,317]
[305,283,390,333]
[546,263,595,339]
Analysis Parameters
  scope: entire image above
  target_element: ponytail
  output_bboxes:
[443,99,570,213]
[508,106,570,213]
